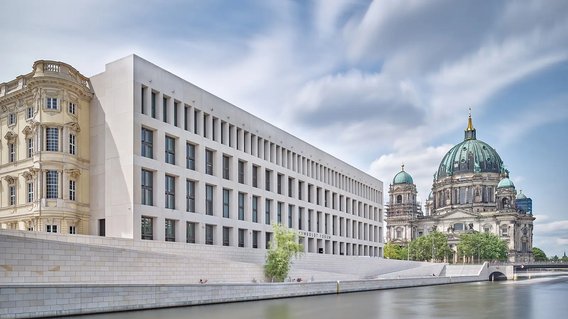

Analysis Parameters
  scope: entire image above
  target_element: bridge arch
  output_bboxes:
[489,271,507,281]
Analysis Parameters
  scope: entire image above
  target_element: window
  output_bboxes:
[277,202,283,224]
[223,188,230,218]
[186,179,195,212]
[26,138,33,158]
[141,169,153,205]
[252,230,259,248]
[186,222,196,243]
[46,170,58,199]
[69,180,76,201]
[46,97,58,110]
[205,184,213,215]
[27,107,34,119]
[46,225,58,233]
[205,149,214,175]
[9,186,16,206]
[163,97,168,123]
[288,205,293,228]
[151,92,157,118]
[252,165,258,187]
[238,229,245,247]
[141,86,147,114]
[165,219,175,242]
[265,199,272,225]
[69,226,76,234]
[173,101,179,126]
[238,192,245,220]
[223,227,230,246]
[186,143,195,170]
[46,127,59,151]
[165,136,176,164]
[68,102,76,115]
[69,134,76,155]
[27,182,34,203]
[223,155,230,180]
[265,232,272,249]
[265,170,272,191]
[8,143,15,162]
[8,113,16,125]
[238,160,245,184]
[141,216,153,240]
[288,178,294,198]
[277,174,283,195]
[252,196,258,222]
[205,224,214,245]
[165,175,175,209]
[99,219,105,236]
[141,128,153,158]
[298,181,304,200]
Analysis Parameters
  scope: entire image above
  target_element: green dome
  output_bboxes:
[497,177,515,188]
[517,190,527,199]
[436,115,503,180]
[393,166,414,184]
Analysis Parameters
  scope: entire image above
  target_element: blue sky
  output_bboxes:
[1,0,567,257]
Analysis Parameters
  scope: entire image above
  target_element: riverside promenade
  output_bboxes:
[0,230,489,318]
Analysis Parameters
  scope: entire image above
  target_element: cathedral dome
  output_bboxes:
[436,113,504,181]
[517,190,527,199]
[393,165,414,184]
[497,177,515,189]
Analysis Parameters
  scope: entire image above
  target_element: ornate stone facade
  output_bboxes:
[386,114,535,263]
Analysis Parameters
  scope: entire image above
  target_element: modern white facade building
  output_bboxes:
[0,55,383,256]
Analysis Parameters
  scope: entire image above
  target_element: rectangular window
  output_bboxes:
[238,160,245,184]
[46,225,58,233]
[151,92,157,119]
[205,149,214,175]
[68,102,76,115]
[27,182,34,203]
[252,165,258,187]
[194,110,199,134]
[223,188,230,218]
[141,128,153,158]
[69,180,76,201]
[141,86,146,114]
[277,174,283,195]
[46,127,59,151]
[186,222,196,243]
[186,143,195,170]
[252,195,258,223]
[141,216,153,240]
[238,229,245,247]
[186,179,195,212]
[69,226,76,234]
[165,175,176,209]
[46,170,58,199]
[141,169,153,206]
[265,199,272,225]
[277,202,283,224]
[99,219,106,236]
[174,101,179,127]
[8,143,15,162]
[223,155,230,180]
[288,177,294,198]
[298,181,304,200]
[205,224,214,245]
[252,230,259,248]
[27,107,34,119]
[165,136,176,164]
[238,192,245,220]
[288,205,293,228]
[163,97,168,123]
[8,113,16,125]
[223,227,230,246]
[9,185,16,205]
[165,219,175,242]
[265,232,272,249]
[46,97,58,110]
[206,184,213,215]
[203,114,209,138]
[69,134,76,155]
[265,169,271,191]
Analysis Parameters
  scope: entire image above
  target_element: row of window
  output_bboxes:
[6,98,77,127]
[1,128,77,164]
[140,86,380,202]
[141,128,379,218]
[139,216,379,255]
[2,171,77,206]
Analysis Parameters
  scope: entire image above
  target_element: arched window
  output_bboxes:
[396,195,402,204]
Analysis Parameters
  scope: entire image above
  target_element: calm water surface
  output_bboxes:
[70,276,568,319]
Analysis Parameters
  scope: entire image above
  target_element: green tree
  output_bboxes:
[458,232,508,263]
[264,224,304,281]
[408,231,451,262]
[532,247,548,261]
[562,252,568,262]
[384,242,403,259]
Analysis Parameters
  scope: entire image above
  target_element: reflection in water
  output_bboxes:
[69,277,568,319]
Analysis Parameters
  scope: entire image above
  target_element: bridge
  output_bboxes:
[487,261,568,281]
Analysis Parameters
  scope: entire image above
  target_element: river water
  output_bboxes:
[70,276,568,319]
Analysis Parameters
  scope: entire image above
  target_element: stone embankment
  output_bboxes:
[0,230,488,319]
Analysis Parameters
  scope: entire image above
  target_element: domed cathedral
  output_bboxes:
[0,61,93,234]
[388,112,535,263]
[385,165,424,244]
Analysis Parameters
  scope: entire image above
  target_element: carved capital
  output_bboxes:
[65,122,81,132]
[65,169,81,179]
[3,175,17,185]
[4,131,17,143]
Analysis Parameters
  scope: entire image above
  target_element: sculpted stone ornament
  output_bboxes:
[3,175,16,185]
[4,131,17,143]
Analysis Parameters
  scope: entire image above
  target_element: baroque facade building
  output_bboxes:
[0,56,384,257]
[386,114,535,262]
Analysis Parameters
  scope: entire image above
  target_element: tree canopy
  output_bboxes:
[384,242,403,259]
[264,224,304,282]
[408,231,451,262]
[457,232,508,262]
[532,247,547,261]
